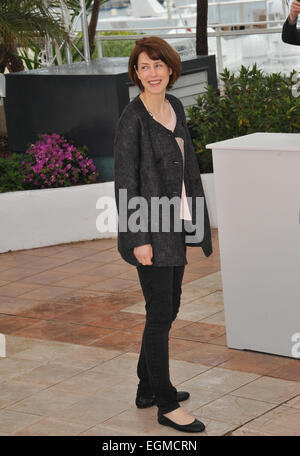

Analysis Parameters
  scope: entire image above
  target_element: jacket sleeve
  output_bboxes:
[177,98,203,179]
[113,107,152,254]
[177,99,213,257]
[282,16,300,45]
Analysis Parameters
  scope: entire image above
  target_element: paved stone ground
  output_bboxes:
[0,229,299,436]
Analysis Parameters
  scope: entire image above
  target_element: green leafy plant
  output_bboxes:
[0,154,26,193]
[0,0,141,69]
[187,64,300,173]
[98,30,144,58]
[0,133,100,193]
[0,0,72,73]
[18,46,41,70]
[63,30,143,62]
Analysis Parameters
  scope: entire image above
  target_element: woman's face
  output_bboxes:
[135,51,172,95]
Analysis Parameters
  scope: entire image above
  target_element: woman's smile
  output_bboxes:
[148,80,161,86]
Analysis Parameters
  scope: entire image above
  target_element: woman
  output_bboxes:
[114,36,212,433]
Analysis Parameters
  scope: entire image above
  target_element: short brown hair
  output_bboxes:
[128,36,182,92]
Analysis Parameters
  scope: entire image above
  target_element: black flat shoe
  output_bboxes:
[135,391,190,409]
[157,411,205,433]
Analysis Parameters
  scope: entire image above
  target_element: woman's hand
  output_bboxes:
[133,244,153,265]
[290,1,300,23]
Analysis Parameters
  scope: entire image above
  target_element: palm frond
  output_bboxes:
[0,0,71,47]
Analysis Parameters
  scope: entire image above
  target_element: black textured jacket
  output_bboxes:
[113,92,212,267]
[282,16,300,45]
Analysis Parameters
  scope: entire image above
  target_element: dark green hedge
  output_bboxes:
[187,64,300,173]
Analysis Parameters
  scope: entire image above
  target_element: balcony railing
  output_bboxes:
[93,19,289,75]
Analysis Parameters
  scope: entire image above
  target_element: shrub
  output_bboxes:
[0,135,13,159]
[187,64,300,173]
[98,31,143,57]
[20,133,99,189]
[69,31,143,62]
[0,154,26,193]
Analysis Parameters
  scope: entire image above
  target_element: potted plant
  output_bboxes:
[0,133,117,253]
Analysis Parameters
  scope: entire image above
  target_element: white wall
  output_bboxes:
[0,174,217,253]
[0,181,117,253]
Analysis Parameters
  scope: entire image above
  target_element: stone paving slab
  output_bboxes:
[0,231,299,435]
[0,335,299,436]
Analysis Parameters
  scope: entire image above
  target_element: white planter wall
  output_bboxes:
[0,181,117,253]
[0,173,217,254]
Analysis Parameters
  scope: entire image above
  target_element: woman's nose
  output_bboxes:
[149,66,158,76]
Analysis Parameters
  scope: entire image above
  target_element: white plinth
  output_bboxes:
[207,132,300,358]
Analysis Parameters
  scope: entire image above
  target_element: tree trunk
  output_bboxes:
[196,0,208,55]
[0,43,25,73]
[7,45,25,73]
[0,44,10,73]
[88,0,101,56]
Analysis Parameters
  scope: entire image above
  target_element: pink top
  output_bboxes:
[141,98,192,220]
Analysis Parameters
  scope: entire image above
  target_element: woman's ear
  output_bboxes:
[134,65,140,80]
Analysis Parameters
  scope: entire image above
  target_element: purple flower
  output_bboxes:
[23,133,98,189]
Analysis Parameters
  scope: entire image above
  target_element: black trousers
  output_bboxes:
[136,264,185,414]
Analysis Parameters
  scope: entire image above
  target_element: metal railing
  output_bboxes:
[173,0,289,21]
[94,19,287,75]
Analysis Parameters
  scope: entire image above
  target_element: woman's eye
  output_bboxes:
[140,64,163,70]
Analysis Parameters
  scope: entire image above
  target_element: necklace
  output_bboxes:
[140,96,170,121]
